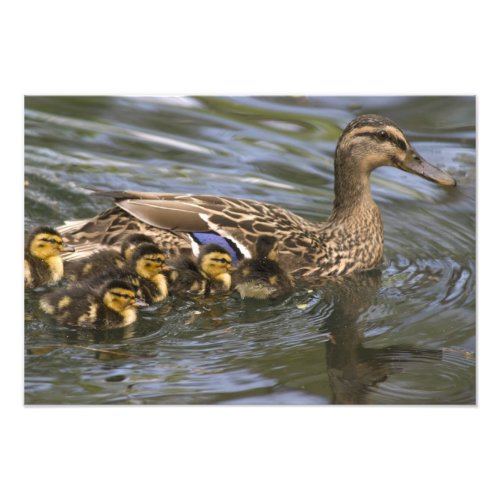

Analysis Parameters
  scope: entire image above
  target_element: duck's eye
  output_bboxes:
[377,130,388,140]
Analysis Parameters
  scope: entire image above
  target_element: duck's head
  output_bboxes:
[27,226,75,260]
[334,115,456,196]
[198,244,234,281]
[121,233,155,261]
[101,279,148,312]
[131,243,171,279]
[255,235,279,261]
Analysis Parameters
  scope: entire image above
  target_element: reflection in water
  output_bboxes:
[322,271,442,404]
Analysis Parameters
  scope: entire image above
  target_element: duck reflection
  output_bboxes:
[323,270,441,404]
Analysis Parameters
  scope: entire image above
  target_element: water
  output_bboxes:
[24,96,476,404]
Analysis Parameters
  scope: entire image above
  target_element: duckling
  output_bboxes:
[25,226,74,288]
[73,243,170,304]
[120,233,155,261]
[39,279,148,329]
[233,236,294,299]
[65,233,155,282]
[127,243,171,303]
[168,244,234,296]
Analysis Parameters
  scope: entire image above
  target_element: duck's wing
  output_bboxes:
[93,189,308,228]
[59,189,323,273]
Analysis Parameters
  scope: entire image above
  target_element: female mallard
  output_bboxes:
[58,115,456,279]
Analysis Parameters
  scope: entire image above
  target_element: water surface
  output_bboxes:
[24,96,475,404]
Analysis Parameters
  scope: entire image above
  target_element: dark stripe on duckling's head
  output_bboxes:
[120,233,155,260]
[255,235,278,260]
[198,244,233,276]
[198,244,233,262]
[130,243,165,262]
[198,244,233,288]
[26,226,62,246]
[101,279,146,312]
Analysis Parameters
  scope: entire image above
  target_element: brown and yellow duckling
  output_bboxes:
[79,243,171,304]
[232,236,294,299]
[64,233,155,282]
[168,244,234,297]
[127,243,171,303]
[39,279,148,329]
[25,226,74,288]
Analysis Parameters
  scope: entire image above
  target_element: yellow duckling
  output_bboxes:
[233,236,294,299]
[127,243,171,303]
[39,279,147,329]
[25,226,74,288]
[64,233,155,282]
[168,244,234,296]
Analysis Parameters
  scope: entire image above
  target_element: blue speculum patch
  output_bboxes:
[191,231,243,264]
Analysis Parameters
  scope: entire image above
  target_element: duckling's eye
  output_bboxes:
[377,130,389,140]
[212,258,231,264]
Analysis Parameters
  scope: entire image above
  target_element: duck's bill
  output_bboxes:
[401,153,456,187]
[61,244,75,253]
[133,299,149,308]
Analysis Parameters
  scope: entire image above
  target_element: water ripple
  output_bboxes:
[24,96,475,404]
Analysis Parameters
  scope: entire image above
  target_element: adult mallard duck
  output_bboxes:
[58,115,456,278]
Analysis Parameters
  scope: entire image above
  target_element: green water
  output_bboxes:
[24,96,475,404]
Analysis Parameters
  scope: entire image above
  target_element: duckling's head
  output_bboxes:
[334,115,456,197]
[131,244,171,279]
[198,244,234,280]
[101,279,148,312]
[27,226,74,260]
[121,234,155,261]
[255,235,279,261]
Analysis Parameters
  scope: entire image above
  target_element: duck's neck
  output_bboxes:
[329,154,376,221]
[322,154,385,273]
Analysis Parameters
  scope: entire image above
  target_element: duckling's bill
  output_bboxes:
[133,298,149,308]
